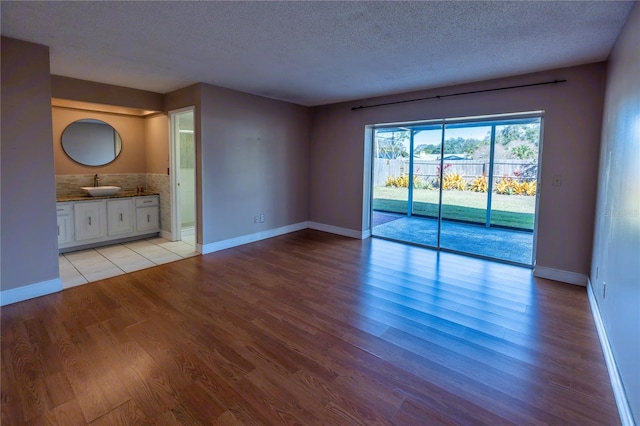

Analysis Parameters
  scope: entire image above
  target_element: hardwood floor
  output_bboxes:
[1,230,619,425]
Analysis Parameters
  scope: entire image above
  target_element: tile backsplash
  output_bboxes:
[56,173,147,196]
[145,173,171,233]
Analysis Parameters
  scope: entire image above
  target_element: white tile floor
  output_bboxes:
[59,236,198,289]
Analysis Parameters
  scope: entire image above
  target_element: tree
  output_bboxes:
[375,131,409,159]
[509,144,536,160]
[495,124,540,146]
[414,143,440,155]
[473,143,509,160]
[443,137,484,157]
[414,137,485,158]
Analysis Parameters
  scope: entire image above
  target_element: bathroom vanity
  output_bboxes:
[56,193,160,252]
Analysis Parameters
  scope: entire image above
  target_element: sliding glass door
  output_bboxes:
[438,122,493,256]
[372,125,442,248]
[371,113,542,266]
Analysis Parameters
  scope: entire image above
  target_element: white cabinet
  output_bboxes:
[107,199,134,236]
[56,203,73,245]
[74,201,106,241]
[135,196,159,232]
[57,195,160,252]
[136,207,159,232]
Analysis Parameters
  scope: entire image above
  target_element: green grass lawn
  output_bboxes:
[373,187,536,230]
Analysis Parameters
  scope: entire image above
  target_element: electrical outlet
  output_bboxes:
[254,215,259,223]
[603,281,606,299]
[552,175,562,186]
[260,214,265,223]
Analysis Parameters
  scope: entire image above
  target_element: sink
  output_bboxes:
[81,186,121,197]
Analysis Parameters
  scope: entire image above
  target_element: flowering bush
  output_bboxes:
[385,172,536,196]
[518,180,537,196]
[495,176,536,196]
[442,173,466,191]
[495,177,516,195]
[385,174,423,188]
[469,175,488,192]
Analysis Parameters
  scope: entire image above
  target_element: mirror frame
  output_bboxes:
[61,119,123,167]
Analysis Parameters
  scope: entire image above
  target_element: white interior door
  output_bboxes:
[169,107,196,245]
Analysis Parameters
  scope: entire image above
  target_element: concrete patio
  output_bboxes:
[372,211,534,265]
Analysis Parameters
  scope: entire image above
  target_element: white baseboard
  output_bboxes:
[587,281,635,426]
[201,222,308,254]
[308,222,368,239]
[533,266,588,286]
[181,227,195,237]
[161,229,195,241]
[200,221,368,254]
[0,278,62,306]
[0,221,371,306]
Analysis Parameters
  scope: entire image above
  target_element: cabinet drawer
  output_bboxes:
[135,197,158,207]
[56,204,72,215]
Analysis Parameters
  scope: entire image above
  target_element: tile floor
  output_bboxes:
[59,236,198,289]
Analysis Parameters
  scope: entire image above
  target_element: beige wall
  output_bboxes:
[52,75,164,111]
[309,63,606,276]
[591,3,640,421]
[1,37,59,291]
[144,114,169,174]
[164,82,312,246]
[52,107,147,174]
[164,84,199,113]
[51,75,169,177]
[144,113,172,234]
[198,83,311,244]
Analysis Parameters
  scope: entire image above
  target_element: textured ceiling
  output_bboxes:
[1,1,635,106]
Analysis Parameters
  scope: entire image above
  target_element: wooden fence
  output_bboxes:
[373,158,538,186]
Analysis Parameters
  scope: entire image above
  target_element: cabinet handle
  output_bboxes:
[57,225,60,236]
[88,217,92,226]
[57,208,64,212]
[120,213,123,221]
[144,200,152,204]
[147,214,150,223]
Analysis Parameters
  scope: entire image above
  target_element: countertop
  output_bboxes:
[56,191,160,203]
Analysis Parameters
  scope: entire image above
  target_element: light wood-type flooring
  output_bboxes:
[1,230,619,425]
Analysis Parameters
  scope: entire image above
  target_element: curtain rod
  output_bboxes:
[351,79,567,111]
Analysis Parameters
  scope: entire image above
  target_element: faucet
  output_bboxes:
[93,174,100,187]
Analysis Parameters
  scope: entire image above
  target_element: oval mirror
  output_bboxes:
[61,119,122,166]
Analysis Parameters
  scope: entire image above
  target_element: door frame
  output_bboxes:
[169,106,196,244]
[369,111,544,267]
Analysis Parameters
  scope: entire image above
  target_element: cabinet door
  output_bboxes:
[136,206,159,232]
[57,215,72,245]
[107,199,134,236]
[74,201,106,241]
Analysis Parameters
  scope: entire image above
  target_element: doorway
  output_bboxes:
[371,113,542,266]
[169,107,197,247]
